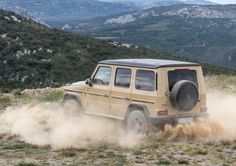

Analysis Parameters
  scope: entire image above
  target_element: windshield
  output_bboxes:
[168,69,198,91]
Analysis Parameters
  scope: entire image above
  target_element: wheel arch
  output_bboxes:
[125,103,150,122]
[63,93,82,106]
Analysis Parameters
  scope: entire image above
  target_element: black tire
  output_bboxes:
[62,94,83,116]
[170,80,199,111]
[126,110,149,135]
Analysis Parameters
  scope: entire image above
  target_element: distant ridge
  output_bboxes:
[70,4,236,69]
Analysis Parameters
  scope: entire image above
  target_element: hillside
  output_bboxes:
[70,4,236,69]
[0,9,235,92]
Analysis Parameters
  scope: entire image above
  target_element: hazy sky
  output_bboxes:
[211,0,236,4]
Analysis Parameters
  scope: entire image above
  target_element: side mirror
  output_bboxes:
[85,78,93,87]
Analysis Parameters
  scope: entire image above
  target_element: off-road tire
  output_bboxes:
[170,80,199,111]
[126,110,149,135]
[62,95,83,116]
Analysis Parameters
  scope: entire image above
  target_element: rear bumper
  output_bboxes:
[148,113,209,126]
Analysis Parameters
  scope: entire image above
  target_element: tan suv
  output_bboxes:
[63,59,208,134]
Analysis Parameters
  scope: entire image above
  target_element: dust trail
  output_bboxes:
[162,91,236,141]
[0,91,236,148]
[0,102,139,149]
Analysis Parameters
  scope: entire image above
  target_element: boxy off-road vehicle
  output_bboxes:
[63,59,208,134]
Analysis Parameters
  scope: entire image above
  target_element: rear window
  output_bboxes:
[168,69,198,91]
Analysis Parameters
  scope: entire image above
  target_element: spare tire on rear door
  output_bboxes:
[170,80,199,111]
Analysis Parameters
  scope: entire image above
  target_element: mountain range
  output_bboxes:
[69,4,236,69]
[100,0,216,8]
[0,9,233,91]
[0,0,137,22]
[0,0,216,25]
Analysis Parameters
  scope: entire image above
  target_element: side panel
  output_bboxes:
[131,68,165,117]
[197,67,207,108]
[148,68,169,117]
[85,65,112,115]
[110,66,133,119]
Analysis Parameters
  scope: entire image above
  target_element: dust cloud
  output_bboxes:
[162,91,236,142]
[0,91,236,148]
[0,102,139,149]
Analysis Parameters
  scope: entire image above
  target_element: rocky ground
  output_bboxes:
[0,133,236,166]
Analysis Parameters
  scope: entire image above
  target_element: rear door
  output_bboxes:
[131,69,157,114]
[110,67,132,119]
[166,67,201,115]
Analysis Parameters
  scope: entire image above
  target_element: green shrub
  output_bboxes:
[12,88,22,97]
[40,90,64,102]
[158,160,171,165]
[17,163,39,166]
[178,159,189,164]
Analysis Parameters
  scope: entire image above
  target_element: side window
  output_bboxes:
[136,70,155,91]
[93,66,112,86]
[115,68,132,88]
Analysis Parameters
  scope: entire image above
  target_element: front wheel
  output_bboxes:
[126,110,149,135]
[62,95,83,116]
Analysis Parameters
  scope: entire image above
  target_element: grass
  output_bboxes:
[220,140,232,146]
[3,143,26,150]
[3,142,39,150]
[18,90,64,104]
[17,163,39,166]
[60,149,77,158]
[0,135,236,165]
[194,149,208,155]
[0,95,11,103]
[205,75,236,92]
[39,90,64,102]
[178,159,189,164]
[12,88,22,97]
[158,160,171,165]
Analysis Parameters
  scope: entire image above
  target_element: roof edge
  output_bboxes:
[98,59,200,69]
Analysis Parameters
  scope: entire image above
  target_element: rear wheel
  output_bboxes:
[126,110,149,135]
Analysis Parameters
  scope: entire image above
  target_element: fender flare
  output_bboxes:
[62,93,82,106]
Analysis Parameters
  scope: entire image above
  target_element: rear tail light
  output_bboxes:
[157,109,168,116]
[200,107,207,112]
